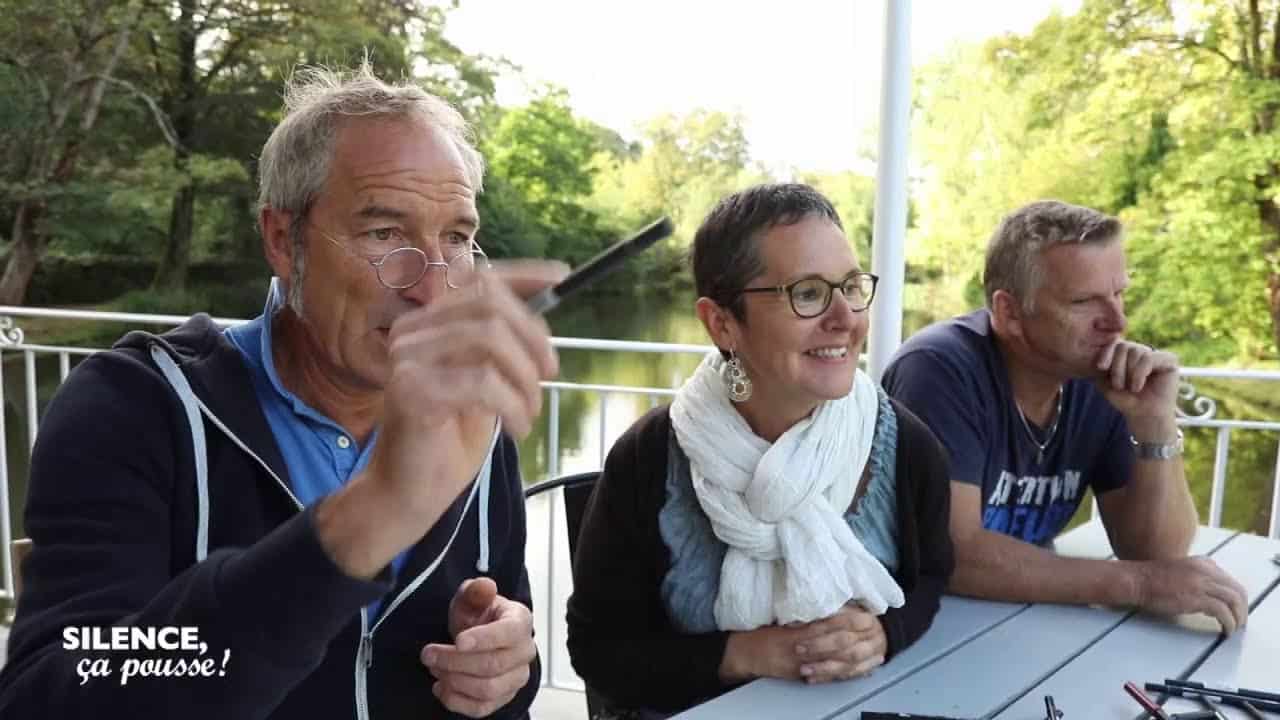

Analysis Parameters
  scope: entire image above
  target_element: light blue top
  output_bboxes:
[224,280,405,617]
[659,389,901,633]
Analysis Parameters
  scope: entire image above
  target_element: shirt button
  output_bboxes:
[336,435,351,449]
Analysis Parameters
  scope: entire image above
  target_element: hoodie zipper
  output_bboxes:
[352,424,500,720]
[167,336,503,719]
[356,610,373,720]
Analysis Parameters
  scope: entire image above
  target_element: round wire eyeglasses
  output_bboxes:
[311,225,490,290]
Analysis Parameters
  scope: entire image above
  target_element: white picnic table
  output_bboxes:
[672,520,1280,720]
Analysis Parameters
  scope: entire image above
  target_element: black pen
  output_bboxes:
[1236,701,1267,720]
[1145,682,1280,714]
[1165,678,1280,704]
[525,216,673,315]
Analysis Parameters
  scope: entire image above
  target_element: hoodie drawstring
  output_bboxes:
[150,344,210,563]
[151,341,499,582]
[476,451,492,574]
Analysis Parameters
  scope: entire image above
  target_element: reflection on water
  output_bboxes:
[518,291,708,485]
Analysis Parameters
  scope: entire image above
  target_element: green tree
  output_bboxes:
[138,0,437,291]
[912,1,1280,364]
[479,89,608,263]
[588,109,770,290]
[911,34,1134,321]
[801,171,877,259]
[1093,0,1280,363]
[0,0,158,305]
[909,1,1280,534]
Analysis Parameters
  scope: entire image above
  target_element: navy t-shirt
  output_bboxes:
[882,310,1134,546]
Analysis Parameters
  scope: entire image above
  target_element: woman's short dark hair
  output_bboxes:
[692,183,844,322]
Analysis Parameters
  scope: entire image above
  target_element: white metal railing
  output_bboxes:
[3,306,1280,691]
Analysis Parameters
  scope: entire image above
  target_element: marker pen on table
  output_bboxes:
[1147,681,1280,714]
[1152,681,1280,712]
[1125,681,1173,720]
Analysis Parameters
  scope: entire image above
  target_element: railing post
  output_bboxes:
[0,316,22,605]
[547,388,560,482]
[544,487,557,687]
[598,391,609,467]
[1209,427,1231,528]
[0,350,11,601]
[24,350,37,450]
[1271,439,1280,539]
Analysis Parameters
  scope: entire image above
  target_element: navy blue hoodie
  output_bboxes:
[0,314,539,719]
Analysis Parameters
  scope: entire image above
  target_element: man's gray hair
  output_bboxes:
[983,200,1122,313]
[256,60,484,314]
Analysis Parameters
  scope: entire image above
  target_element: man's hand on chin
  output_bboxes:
[1092,338,1180,434]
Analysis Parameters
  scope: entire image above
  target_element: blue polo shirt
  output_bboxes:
[225,279,406,614]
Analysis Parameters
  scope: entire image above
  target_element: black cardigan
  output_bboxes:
[566,400,954,714]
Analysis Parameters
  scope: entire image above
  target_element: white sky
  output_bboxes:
[444,0,1082,174]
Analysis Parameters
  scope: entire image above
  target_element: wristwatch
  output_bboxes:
[1130,429,1184,460]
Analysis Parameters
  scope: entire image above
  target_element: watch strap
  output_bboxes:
[1130,429,1184,460]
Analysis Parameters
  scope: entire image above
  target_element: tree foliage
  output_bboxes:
[3,2,788,305]
[913,0,1280,365]
[0,0,152,304]
[478,88,608,263]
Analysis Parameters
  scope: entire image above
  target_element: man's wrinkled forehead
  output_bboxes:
[325,119,478,220]
[332,115,472,180]
[1039,239,1128,294]
[349,193,478,227]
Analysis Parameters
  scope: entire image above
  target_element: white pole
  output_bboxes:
[867,0,912,382]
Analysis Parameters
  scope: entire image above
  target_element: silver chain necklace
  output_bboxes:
[1015,388,1063,465]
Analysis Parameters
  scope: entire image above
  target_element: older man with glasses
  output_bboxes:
[883,199,1248,633]
[0,61,562,720]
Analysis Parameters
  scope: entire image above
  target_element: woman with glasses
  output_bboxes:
[566,183,954,718]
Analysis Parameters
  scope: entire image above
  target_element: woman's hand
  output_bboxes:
[719,623,808,683]
[793,603,886,683]
[718,603,886,684]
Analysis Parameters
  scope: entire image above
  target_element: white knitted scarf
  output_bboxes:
[669,352,905,631]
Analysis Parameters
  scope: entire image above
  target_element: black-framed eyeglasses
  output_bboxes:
[739,271,879,318]
[311,225,490,290]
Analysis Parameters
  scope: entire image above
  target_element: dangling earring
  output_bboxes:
[723,348,753,403]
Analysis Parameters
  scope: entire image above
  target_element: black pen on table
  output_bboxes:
[1145,682,1280,715]
[1164,679,1280,704]
[1235,701,1267,720]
